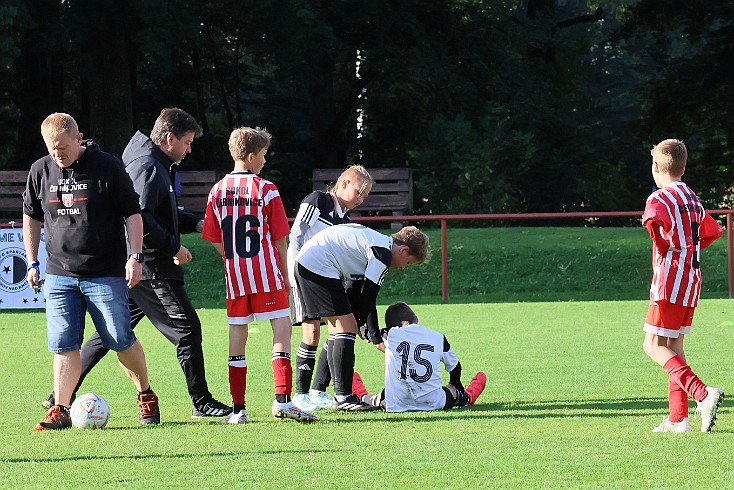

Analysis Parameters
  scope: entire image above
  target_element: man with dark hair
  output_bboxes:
[43,108,231,418]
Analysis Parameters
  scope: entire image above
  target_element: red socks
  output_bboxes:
[228,364,247,406]
[352,371,368,399]
[663,355,709,420]
[668,379,688,422]
[272,354,293,396]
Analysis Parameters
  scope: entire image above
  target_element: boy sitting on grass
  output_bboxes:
[354,302,486,412]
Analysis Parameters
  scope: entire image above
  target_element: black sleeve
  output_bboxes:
[128,164,179,255]
[111,157,142,219]
[178,208,201,234]
[23,163,45,221]
[359,279,382,344]
[171,164,199,234]
[445,336,464,391]
[347,280,365,324]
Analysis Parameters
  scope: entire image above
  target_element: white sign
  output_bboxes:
[0,227,47,309]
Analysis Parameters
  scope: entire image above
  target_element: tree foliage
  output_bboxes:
[0,0,731,214]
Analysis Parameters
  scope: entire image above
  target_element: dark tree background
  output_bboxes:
[0,0,732,215]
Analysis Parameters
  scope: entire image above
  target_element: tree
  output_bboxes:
[615,0,734,208]
[2,0,731,217]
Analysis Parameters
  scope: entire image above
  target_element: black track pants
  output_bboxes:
[74,279,212,405]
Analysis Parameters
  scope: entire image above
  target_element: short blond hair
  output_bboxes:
[41,113,79,140]
[229,127,271,162]
[392,226,430,263]
[651,139,687,177]
[330,165,374,197]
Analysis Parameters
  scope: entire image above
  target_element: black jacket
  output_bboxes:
[122,131,199,281]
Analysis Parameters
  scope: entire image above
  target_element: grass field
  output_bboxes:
[2,300,733,489]
[181,226,731,306]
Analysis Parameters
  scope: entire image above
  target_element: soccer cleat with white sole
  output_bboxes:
[192,398,233,418]
[221,409,248,424]
[309,390,333,409]
[651,417,692,433]
[697,387,724,432]
[330,394,381,411]
[41,392,55,410]
[272,400,317,423]
[292,393,319,411]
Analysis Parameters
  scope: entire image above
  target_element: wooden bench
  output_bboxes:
[0,169,217,223]
[312,168,413,223]
[176,170,219,215]
[0,170,29,225]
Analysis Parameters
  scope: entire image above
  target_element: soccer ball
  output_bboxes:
[70,393,110,429]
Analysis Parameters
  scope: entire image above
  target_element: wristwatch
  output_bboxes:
[128,253,144,264]
[27,260,40,272]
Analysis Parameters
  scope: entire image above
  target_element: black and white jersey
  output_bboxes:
[295,223,392,285]
[287,191,348,286]
[383,324,459,412]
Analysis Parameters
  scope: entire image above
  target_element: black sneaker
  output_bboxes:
[330,394,381,411]
[42,392,75,410]
[192,398,233,418]
[41,392,55,410]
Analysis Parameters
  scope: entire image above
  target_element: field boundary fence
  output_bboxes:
[346,211,734,302]
[4,210,733,301]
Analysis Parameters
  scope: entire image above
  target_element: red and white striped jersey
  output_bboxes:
[642,181,722,307]
[202,171,290,299]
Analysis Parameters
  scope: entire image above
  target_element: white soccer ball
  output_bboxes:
[70,393,110,429]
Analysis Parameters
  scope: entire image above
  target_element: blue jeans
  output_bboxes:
[44,274,137,353]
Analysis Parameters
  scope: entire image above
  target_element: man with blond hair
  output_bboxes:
[42,108,232,419]
[24,113,159,430]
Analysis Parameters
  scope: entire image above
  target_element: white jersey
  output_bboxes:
[295,223,392,285]
[383,324,459,412]
[288,191,349,324]
[287,191,348,285]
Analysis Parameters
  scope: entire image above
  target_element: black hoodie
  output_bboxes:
[123,131,197,282]
[23,140,140,277]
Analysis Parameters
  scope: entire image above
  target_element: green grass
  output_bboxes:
[181,226,730,307]
[2,227,731,487]
[2,300,733,488]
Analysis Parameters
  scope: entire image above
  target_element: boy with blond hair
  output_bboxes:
[202,127,315,424]
[288,165,374,411]
[642,138,724,433]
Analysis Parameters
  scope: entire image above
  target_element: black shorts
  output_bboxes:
[295,263,352,319]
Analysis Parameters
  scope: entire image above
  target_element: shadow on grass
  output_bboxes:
[487,397,669,412]
[316,397,717,424]
[95,419,324,429]
[3,448,336,464]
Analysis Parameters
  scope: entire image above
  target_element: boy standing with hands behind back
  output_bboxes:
[202,127,316,424]
[642,139,724,433]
